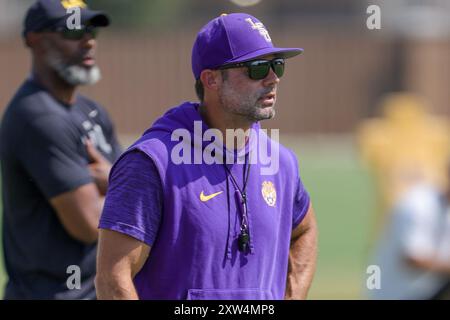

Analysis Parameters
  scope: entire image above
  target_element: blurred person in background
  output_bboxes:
[0,0,122,299]
[366,163,450,299]
[358,93,450,240]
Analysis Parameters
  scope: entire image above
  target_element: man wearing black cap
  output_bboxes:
[0,0,122,299]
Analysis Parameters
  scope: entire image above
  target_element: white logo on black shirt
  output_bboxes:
[82,120,112,154]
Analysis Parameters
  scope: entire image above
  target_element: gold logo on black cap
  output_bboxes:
[61,0,87,9]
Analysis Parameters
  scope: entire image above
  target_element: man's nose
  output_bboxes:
[81,34,96,49]
[263,68,280,86]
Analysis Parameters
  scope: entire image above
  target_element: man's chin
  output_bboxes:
[59,64,101,86]
[254,107,276,121]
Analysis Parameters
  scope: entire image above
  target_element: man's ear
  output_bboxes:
[24,32,43,49]
[199,69,221,92]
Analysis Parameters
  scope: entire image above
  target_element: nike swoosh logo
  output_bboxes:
[200,191,223,202]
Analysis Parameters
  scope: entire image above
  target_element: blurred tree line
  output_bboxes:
[90,0,189,30]
[2,0,366,33]
[89,0,364,30]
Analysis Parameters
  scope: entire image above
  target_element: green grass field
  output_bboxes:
[0,135,376,299]
[285,136,376,299]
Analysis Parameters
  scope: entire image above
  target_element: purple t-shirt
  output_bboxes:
[100,150,163,245]
[101,150,309,247]
[99,102,310,300]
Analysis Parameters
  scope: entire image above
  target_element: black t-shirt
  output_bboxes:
[0,78,122,299]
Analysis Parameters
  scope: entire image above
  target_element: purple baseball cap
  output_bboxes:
[191,13,303,79]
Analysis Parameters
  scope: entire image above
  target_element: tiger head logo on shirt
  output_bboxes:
[261,181,277,207]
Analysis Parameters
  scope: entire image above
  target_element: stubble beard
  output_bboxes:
[219,81,276,123]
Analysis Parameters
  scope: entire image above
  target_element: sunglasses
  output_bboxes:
[43,25,98,41]
[219,58,285,80]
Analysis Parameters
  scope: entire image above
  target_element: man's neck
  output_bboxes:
[32,67,76,105]
[199,102,253,150]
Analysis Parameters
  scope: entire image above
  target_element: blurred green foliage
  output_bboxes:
[90,0,188,29]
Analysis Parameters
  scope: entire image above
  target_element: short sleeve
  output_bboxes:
[292,176,311,229]
[17,115,92,199]
[99,149,163,246]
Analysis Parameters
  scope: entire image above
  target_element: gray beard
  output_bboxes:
[45,46,101,86]
[55,63,101,86]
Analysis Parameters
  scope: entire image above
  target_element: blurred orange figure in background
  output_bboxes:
[357,92,450,235]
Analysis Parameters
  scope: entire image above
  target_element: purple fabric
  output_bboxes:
[99,150,163,246]
[191,13,303,79]
[99,102,310,300]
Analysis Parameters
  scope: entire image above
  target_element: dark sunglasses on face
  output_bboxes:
[219,58,285,80]
[42,25,98,41]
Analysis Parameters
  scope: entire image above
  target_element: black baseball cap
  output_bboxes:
[23,0,110,37]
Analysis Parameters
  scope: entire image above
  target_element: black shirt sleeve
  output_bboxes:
[16,114,93,199]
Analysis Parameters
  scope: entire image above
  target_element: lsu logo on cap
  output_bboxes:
[61,0,87,9]
[261,181,276,207]
[245,18,271,42]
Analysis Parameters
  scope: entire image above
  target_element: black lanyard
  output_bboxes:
[224,152,251,252]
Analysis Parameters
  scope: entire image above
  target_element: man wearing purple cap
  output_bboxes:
[0,0,121,299]
[96,13,317,300]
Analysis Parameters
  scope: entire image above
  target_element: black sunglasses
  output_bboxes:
[43,25,98,41]
[219,58,285,80]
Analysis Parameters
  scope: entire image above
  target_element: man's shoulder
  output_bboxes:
[397,184,443,216]
[123,131,174,164]
[3,81,53,120]
[1,81,66,141]
[260,131,298,165]
[77,94,105,110]
[278,143,297,161]
[76,94,112,120]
